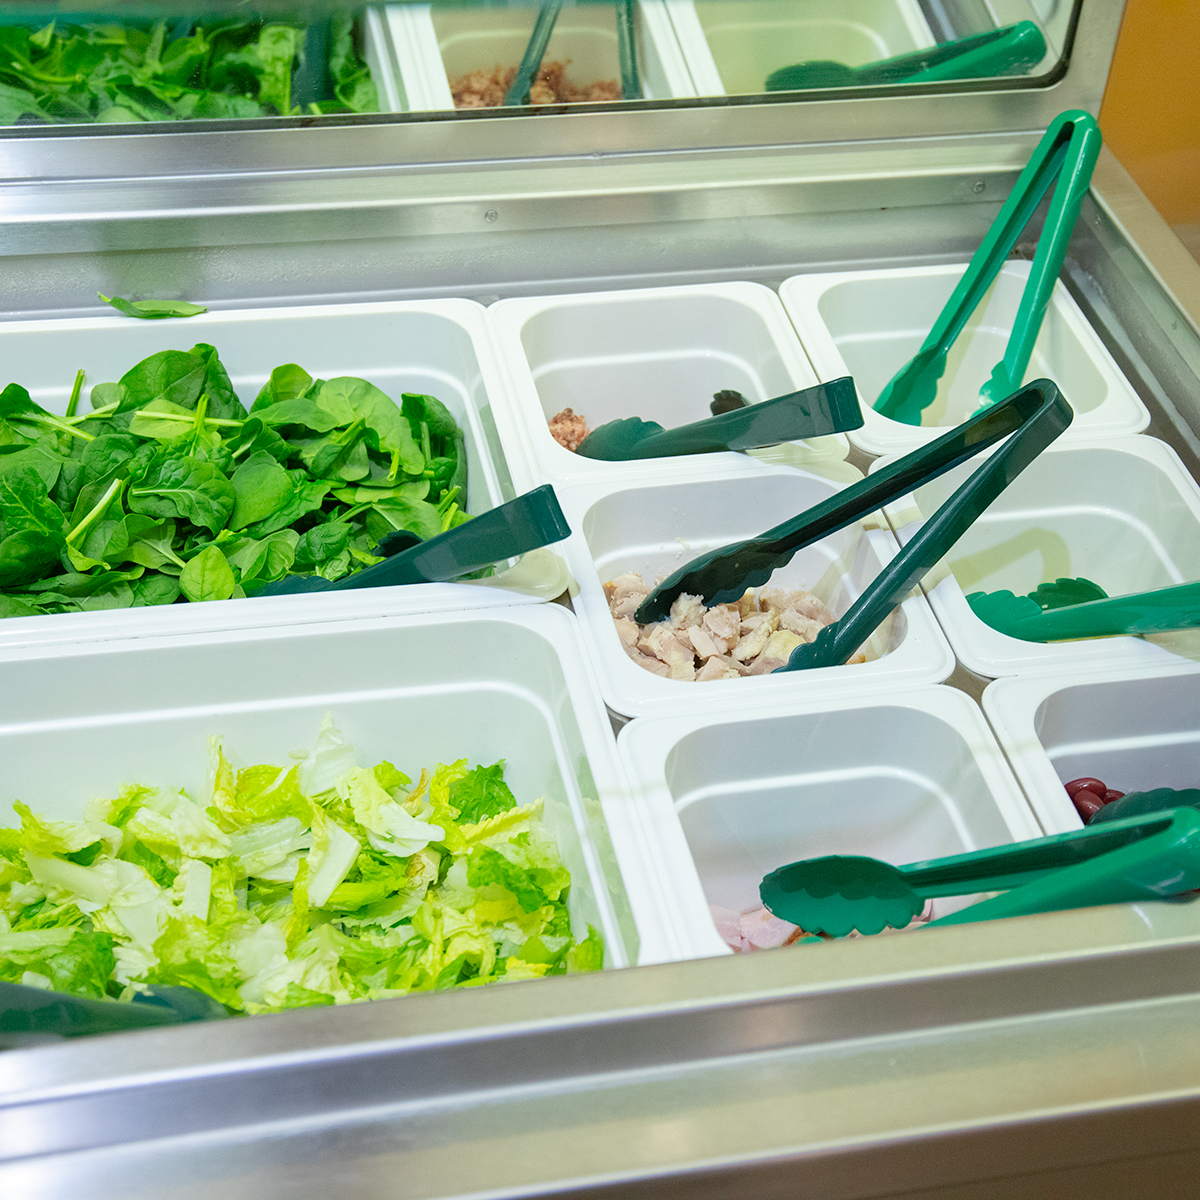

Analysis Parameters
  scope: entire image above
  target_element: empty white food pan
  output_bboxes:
[0,603,675,970]
[386,0,695,112]
[557,462,955,719]
[780,262,1150,457]
[983,662,1200,835]
[878,435,1200,679]
[487,282,850,492]
[0,299,570,655]
[664,0,934,97]
[618,685,1041,960]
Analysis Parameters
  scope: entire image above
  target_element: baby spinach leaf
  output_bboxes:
[401,392,458,442]
[116,350,206,414]
[104,515,183,570]
[293,522,350,571]
[226,528,297,583]
[99,294,208,320]
[327,13,378,113]
[241,473,331,538]
[0,592,41,618]
[228,417,289,463]
[367,496,443,542]
[0,444,62,494]
[180,543,236,602]
[0,465,67,541]
[128,454,235,533]
[25,567,143,597]
[79,434,139,489]
[229,450,293,530]
[252,363,312,410]
[311,377,423,474]
[131,573,182,607]
[0,529,65,588]
[252,397,342,434]
[127,398,198,439]
[189,343,247,420]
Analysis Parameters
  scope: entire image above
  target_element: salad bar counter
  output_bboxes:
[3,1,1200,1197]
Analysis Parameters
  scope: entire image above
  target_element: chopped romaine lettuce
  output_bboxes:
[0,719,603,1015]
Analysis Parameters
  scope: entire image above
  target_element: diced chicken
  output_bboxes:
[640,624,696,681]
[736,589,758,618]
[619,637,670,676]
[731,610,778,662]
[613,617,640,649]
[760,587,835,624]
[604,572,650,620]
[701,604,741,652]
[778,609,826,642]
[669,593,705,632]
[739,611,775,632]
[745,629,805,675]
[709,905,744,952]
[687,624,723,661]
[739,906,804,950]
[695,655,743,682]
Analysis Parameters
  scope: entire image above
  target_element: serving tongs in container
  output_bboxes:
[0,980,227,1045]
[760,807,1200,939]
[764,20,1046,91]
[259,484,570,597]
[575,376,861,460]
[968,578,1200,642]
[503,0,565,106]
[617,0,641,100]
[635,380,1072,658]
[873,109,1102,426]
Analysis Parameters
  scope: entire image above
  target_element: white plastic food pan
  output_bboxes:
[557,462,955,719]
[487,281,849,491]
[618,685,1041,960]
[880,436,1200,679]
[0,299,565,656]
[362,5,405,112]
[983,662,1200,835]
[0,604,674,969]
[386,1,696,111]
[780,262,1150,457]
[664,0,934,96]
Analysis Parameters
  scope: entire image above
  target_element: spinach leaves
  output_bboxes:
[0,13,378,126]
[0,343,468,617]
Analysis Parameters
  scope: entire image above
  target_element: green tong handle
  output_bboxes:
[503,0,564,106]
[764,21,1045,91]
[259,485,570,596]
[575,376,862,461]
[874,110,1102,425]
[925,807,1200,928]
[617,0,641,100]
[0,981,227,1041]
[635,378,1071,624]
[967,578,1200,641]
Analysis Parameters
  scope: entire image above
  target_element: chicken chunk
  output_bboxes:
[640,623,696,681]
[669,593,705,632]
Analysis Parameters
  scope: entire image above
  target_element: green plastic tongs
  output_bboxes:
[634,380,1072,667]
[764,21,1046,91]
[503,0,564,106]
[761,807,1200,939]
[874,109,1102,426]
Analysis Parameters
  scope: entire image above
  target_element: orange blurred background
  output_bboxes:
[1100,0,1200,263]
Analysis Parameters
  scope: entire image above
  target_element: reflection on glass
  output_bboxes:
[0,9,379,125]
[0,0,1074,127]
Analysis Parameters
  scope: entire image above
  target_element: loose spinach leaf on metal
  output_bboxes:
[99,294,208,320]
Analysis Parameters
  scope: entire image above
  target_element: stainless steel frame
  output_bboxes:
[5,2,1200,1195]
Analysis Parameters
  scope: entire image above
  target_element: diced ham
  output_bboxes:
[739,906,804,950]
[709,905,744,952]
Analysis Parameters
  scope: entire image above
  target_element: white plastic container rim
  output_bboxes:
[485,280,850,493]
[0,602,679,969]
[778,261,1151,458]
[556,460,956,719]
[386,0,698,112]
[982,660,1200,835]
[877,434,1200,680]
[0,298,564,656]
[663,0,935,97]
[617,684,1042,961]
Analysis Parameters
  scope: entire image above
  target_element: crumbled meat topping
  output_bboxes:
[450,61,621,110]
[711,901,934,953]
[604,570,867,680]
[547,407,591,451]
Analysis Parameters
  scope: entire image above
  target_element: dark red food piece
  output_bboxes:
[1103,789,1125,803]
[1073,792,1106,822]
[1065,777,1107,799]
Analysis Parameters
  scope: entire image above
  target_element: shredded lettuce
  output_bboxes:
[0,720,603,1015]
